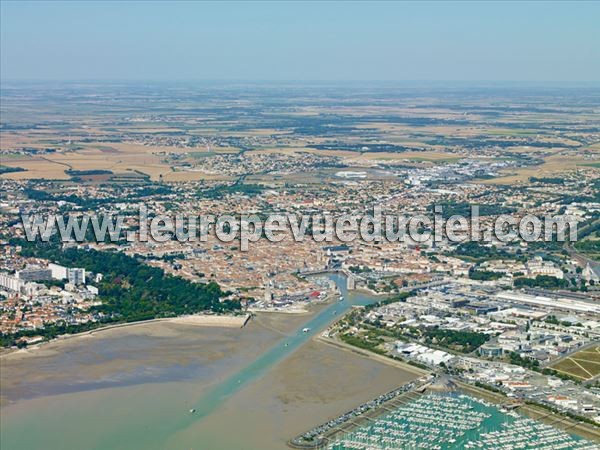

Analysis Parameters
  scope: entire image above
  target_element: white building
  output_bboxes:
[49,263,68,280]
[264,280,273,302]
[582,263,599,283]
[87,285,99,295]
[67,268,86,285]
[0,272,24,292]
[416,349,454,366]
[526,257,564,279]
[497,291,600,314]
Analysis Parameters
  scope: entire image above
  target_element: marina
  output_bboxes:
[326,393,599,450]
[3,273,599,450]
[289,378,430,448]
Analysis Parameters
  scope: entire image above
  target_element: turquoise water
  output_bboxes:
[122,272,383,446]
[3,275,597,450]
[328,393,598,450]
[183,273,378,422]
[1,273,384,450]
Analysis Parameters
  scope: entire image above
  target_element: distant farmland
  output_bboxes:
[551,345,600,381]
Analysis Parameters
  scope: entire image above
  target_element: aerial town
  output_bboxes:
[1,82,599,449]
[2,1,600,449]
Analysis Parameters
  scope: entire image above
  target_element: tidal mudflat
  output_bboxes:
[1,292,419,450]
[164,339,420,450]
[1,316,279,406]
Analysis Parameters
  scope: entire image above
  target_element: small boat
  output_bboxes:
[339,296,344,302]
[302,327,311,333]
[189,408,196,413]
[284,342,289,347]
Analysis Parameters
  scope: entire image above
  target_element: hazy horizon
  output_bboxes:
[2,1,599,83]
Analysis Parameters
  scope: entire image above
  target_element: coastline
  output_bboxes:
[0,313,251,360]
[1,286,341,364]
[0,310,299,408]
[0,293,339,405]
[311,336,600,444]
[315,334,431,378]
[166,336,423,450]
[454,380,600,443]
[248,293,340,315]
[1,275,424,449]
[1,286,345,359]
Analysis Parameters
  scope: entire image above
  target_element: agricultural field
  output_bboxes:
[2,83,599,186]
[481,153,600,185]
[551,345,600,381]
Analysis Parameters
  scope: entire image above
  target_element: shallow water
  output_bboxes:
[328,393,596,450]
[1,273,386,450]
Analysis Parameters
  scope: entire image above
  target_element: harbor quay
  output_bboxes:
[289,376,600,450]
[288,377,433,449]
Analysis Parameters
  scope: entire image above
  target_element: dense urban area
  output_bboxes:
[1,83,599,446]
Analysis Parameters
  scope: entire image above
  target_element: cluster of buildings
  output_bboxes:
[457,357,600,421]
[0,260,101,335]
[330,278,600,422]
[396,343,455,366]
[396,158,518,186]
[1,126,599,335]
[185,151,344,177]
[0,263,87,293]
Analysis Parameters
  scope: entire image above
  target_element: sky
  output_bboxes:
[1,1,599,82]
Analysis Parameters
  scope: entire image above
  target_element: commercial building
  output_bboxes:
[497,291,600,315]
[479,344,503,358]
[49,263,68,280]
[16,265,52,282]
[67,268,86,285]
[0,272,24,292]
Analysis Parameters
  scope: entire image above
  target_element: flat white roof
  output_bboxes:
[497,291,600,314]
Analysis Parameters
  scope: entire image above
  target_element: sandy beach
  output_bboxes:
[0,299,334,407]
[1,299,421,450]
[1,312,281,406]
[0,313,251,359]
